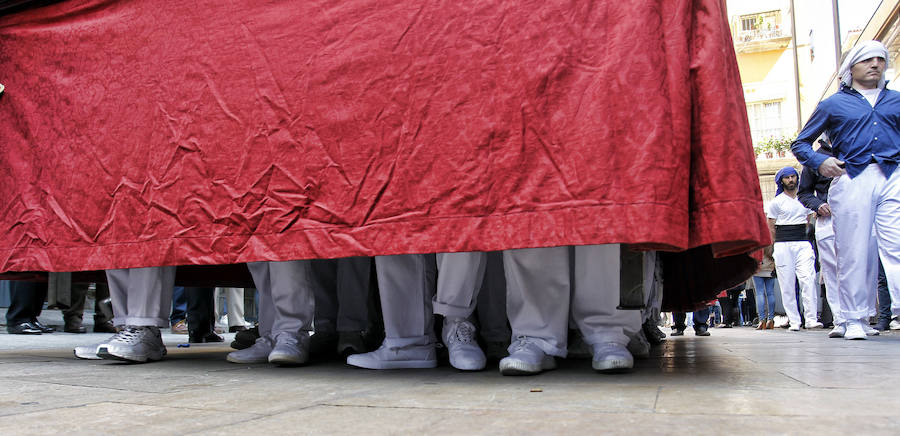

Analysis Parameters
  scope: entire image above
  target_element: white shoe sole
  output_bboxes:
[346,356,437,369]
[226,354,270,364]
[499,357,556,376]
[97,345,165,363]
[268,352,308,366]
[828,329,844,338]
[74,345,104,360]
[449,357,486,371]
[592,357,634,373]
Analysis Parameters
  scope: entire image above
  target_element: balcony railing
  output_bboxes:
[737,28,786,43]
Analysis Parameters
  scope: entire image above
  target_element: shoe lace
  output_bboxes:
[273,332,299,347]
[449,321,475,345]
[510,336,535,353]
[109,326,143,344]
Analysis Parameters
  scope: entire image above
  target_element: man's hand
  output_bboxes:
[817,203,832,217]
[818,157,845,178]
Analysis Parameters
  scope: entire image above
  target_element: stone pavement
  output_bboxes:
[0,324,898,435]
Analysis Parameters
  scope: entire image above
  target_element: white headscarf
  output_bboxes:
[839,40,890,89]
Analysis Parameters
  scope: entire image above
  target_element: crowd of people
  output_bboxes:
[4,39,900,377]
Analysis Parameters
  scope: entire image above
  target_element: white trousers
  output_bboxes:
[829,164,900,319]
[215,287,246,327]
[434,251,487,319]
[247,260,315,338]
[106,266,176,327]
[374,254,436,348]
[503,244,642,357]
[773,240,819,327]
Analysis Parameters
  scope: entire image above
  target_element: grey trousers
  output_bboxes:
[106,266,176,327]
[247,260,315,338]
[374,254,436,348]
[434,252,487,319]
[503,245,642,357]
[311,256,372,332]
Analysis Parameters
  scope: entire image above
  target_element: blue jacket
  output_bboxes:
[791,84,900,178]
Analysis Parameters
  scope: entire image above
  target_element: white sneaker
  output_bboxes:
[844,320,867,340]
[442,318,486,371]
[268,332,309,366]
[805,321,824,329]
[592,342,634,373]
[97,326,166,363]
[74,333,121,360]
[227,336,274,363]
[626,331,651,359]
[499,337,556,376]
[862,322,880,336]
[828,324,846,338]
[346,342,437,369]
[787,324,800,331]
[890,318,900,330]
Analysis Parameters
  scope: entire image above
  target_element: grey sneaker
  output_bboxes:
[97,326,166,363]
[74,333,120,360]
[227,336,274,364]
[591,342,634,373]
[268,332,310,366]
[443,318,486,371]
[346,342,437,369]
[499,337,556,376]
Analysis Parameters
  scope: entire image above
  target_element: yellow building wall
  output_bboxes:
[736,50,783,84]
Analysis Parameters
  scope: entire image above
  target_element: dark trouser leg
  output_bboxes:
[693,307,711,330]
[877,260,892,323]
[186,287,216,335]
[673,312,687,331]
[7,281,45,324]
[63,283,89,323]
[94,283,114,324]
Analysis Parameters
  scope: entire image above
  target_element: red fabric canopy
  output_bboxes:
[0,0,769,298]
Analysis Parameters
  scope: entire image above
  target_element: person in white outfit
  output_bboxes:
[74,266,176,363]
[767,167,822,331]
[791,40,900,340]
[226,260,316,366]
[347,252,489,370]
[499,244,642,376]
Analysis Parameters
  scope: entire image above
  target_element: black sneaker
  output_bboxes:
[695,325,711,336]
[189,331,224,343]
[230,325,260,350]
[670,329,685,337]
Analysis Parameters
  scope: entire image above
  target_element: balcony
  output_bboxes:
[734,28,792,54]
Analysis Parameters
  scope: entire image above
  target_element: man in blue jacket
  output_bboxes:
[791,40,900,340]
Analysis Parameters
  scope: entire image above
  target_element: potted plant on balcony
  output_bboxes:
[772,135,796,158]
[755,138,774,159]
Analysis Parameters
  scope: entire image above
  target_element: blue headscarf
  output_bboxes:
[775,167,798,195]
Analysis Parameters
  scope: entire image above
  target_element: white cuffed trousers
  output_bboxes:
[773,240,819,327]
[829,164,900,320]
[503,244,641,358]
[107,266,176,328]
[247,260,315,338]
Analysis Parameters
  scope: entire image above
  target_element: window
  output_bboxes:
[747,101,784,144]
